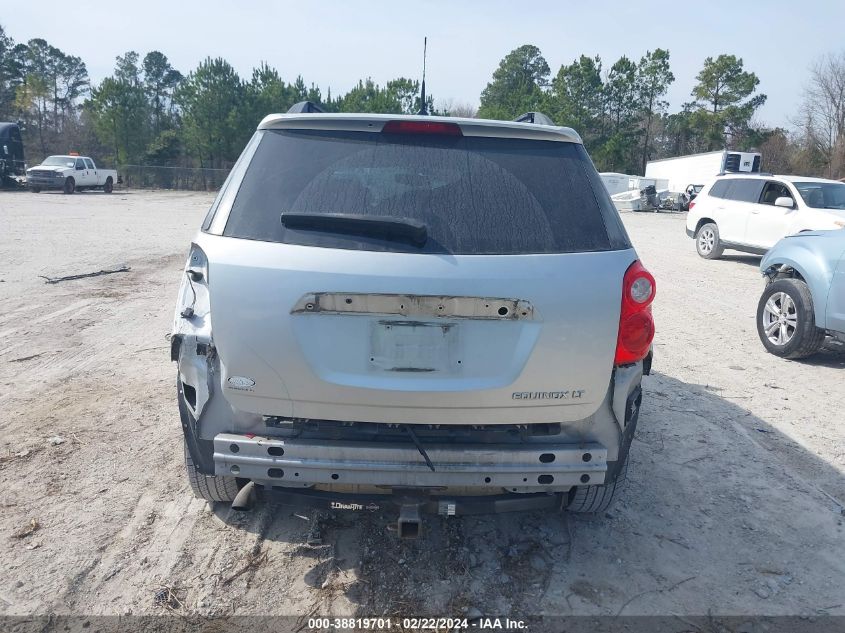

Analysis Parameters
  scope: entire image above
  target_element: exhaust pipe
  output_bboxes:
[397,503,422,539]
[231,481,256,512]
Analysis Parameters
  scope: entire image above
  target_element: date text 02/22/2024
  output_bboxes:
[306,617,528,630]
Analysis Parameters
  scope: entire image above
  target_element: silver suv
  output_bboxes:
[171,105,656,536]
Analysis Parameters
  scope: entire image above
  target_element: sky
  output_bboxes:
[3,0,845,128]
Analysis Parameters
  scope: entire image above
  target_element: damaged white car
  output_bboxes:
[172,104,656,537]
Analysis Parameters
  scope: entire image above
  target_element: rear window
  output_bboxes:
[222,129,630,255]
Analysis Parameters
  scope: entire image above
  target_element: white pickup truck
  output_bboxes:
[27,155,118,194]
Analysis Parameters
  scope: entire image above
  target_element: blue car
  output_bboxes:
[758,229,845,358]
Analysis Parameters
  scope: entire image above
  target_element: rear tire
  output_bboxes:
[695,222,724,259]
[756,278,825,359]
[30,187,41,193]
[184,441,239,503]
[103,177,113,193]
[567,460,627,514]
[63,177,75,194]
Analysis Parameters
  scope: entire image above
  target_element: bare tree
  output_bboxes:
[441,99,477,118]
[754,124,792,174]
[801,51,845,178]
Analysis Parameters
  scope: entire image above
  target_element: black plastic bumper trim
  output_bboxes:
[257,486,563,515]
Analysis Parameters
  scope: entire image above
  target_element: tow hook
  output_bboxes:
[231,481,256,512]
[396,503,422,539]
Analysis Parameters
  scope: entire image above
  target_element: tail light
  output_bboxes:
[688,201,696,210]
[615,260,656,366]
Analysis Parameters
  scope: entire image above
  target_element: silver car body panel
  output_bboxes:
[193,230,636,425]
[173,303,641,465]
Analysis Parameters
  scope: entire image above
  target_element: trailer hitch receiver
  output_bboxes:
[397,503,422,539]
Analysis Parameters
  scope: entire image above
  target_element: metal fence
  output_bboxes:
[118,164,231,191]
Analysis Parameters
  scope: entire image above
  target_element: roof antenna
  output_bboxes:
[418,37,428,115]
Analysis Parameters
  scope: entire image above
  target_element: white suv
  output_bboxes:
[171,105,656,536]
[686,175,845,259]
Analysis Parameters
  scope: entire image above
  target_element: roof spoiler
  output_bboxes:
[287,101,325,114]
[514,111,554,126]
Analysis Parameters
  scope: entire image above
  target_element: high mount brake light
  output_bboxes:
[615,260,656,366]
[381,120,463,136]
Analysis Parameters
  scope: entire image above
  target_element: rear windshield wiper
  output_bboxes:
[281,213,428,247]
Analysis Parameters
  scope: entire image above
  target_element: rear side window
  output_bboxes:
[708,180,730,198]
[709,178,764,203]
[223,130,630,255]
[727,179,765,203]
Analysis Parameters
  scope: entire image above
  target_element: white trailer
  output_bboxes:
[645,150,761,193]
[600,173,669,196]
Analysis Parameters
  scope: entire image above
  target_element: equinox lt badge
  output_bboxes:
[512,390,585,400]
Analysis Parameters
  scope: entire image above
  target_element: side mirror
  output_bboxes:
[774,196,794,209]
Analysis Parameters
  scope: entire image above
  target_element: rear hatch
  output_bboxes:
[203,123,635,425]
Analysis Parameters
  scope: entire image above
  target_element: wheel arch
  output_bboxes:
[762,263,806,282]
[761,255,831,329]
[694,217,716,234]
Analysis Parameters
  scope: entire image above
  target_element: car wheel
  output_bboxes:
[756,278,825,359]
[184,440,240,504]
[30,187,41,193]
[63,177,75,194]
[103,177,113,193]
[695,222,724,259]
[567,459,627,514]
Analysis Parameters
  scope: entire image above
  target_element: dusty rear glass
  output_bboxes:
[223,129,629,255]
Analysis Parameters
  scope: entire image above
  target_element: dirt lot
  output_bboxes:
[0,190,843,623]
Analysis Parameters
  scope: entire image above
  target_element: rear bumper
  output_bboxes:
[214,433,607,492]
[685,227,695,238]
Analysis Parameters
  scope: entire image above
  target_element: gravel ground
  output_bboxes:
[0,190,843,623]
